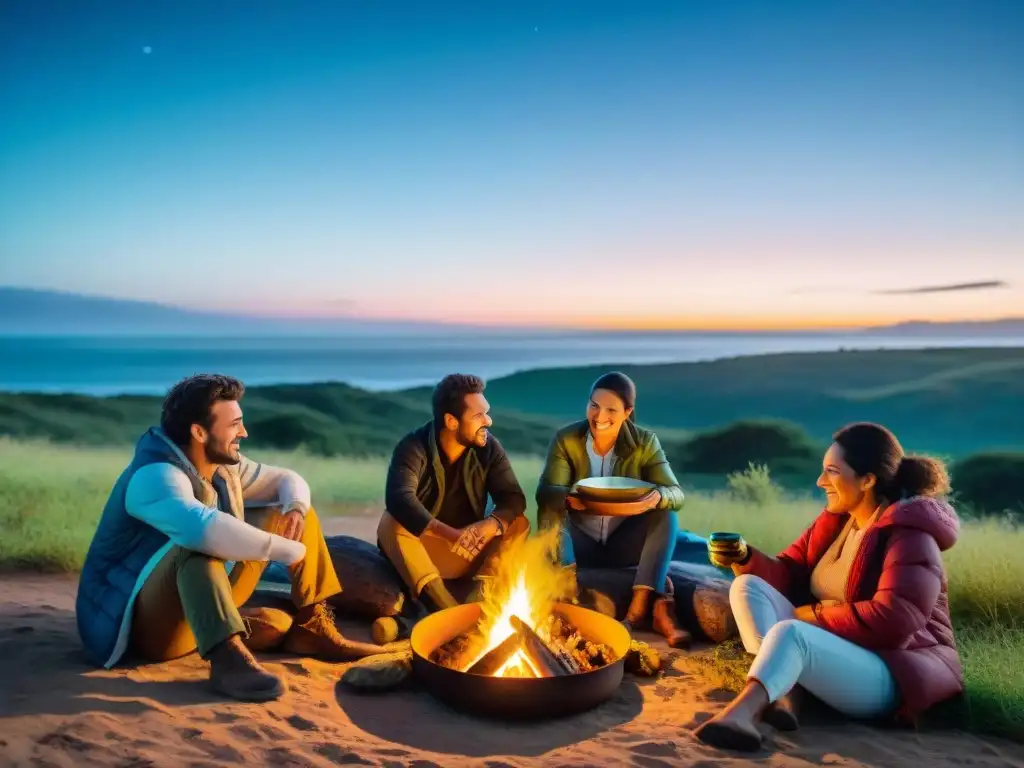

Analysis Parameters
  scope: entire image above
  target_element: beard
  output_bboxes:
[205,439,241,465]
[456,426,488,447]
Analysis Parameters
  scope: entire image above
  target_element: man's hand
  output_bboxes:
[793,604,820,625]
[425,518,462,544]
[278,509,306,542]
[452,518,500,561]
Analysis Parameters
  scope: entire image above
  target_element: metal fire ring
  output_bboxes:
[410,602,631,720]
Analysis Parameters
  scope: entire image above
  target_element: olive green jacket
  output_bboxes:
[535,419,685,528]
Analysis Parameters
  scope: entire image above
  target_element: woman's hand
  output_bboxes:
[793,604,821,625]
[644,489,662,510]
[566,493,588,511]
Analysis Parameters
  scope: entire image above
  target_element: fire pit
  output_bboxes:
[411,602,630,719]
[409,527,632,719]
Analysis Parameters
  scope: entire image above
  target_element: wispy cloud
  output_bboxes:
[872,280,1008,295]
[789,280,1008,296]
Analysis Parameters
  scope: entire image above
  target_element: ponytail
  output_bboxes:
[893,455,950,499]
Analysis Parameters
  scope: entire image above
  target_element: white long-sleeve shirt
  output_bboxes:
[124,456,309,566]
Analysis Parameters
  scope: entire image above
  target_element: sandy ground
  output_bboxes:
[2,516,1023,768]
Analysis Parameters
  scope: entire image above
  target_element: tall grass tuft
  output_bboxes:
[725,462,784,507]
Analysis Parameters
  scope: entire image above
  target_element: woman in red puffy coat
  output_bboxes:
[695,422,963,752]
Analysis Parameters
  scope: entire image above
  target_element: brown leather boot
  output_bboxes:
[207,634,285,702]
[624,587,652,627]
[652,595,691,649]
[283,603,409,661]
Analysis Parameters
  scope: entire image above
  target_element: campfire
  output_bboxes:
[409,528,634,718]
[428,528,619,678]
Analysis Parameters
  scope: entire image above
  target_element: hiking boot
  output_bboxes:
[282,602,408,661]
[652,595,691,649]
[624,587,652,627]
[239,606,293,652]
[207,634,285,702]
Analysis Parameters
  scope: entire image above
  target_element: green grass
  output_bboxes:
[1,439,1020,742]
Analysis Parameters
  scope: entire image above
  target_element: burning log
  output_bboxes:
[543,613,616,672]
[430,630,481,671]
[543,636,582,674]
[465,631,525,676]
[510,616,570,677]
[428,612,619,676]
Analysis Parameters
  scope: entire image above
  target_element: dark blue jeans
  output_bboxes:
[549,509,724,592]
[564,508,679,592]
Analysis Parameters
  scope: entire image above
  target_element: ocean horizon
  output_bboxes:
[3,332,1023,396]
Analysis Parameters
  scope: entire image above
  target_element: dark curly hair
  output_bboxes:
[432,373,485,430]
[833,422,950,502]
[160,374,245,447]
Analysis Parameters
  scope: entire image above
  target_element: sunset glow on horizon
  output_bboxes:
[190,294,1022,333]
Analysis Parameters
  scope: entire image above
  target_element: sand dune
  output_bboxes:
[2,518,1023,768]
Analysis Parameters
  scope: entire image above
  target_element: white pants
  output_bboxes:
[731,574,898,719]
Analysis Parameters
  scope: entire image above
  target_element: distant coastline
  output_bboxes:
[0,333,1019,399]
[3,287,1024,396]
[2,333,1024,396]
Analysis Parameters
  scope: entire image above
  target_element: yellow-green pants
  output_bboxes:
[377,512,531,597]
[131,506,341,661]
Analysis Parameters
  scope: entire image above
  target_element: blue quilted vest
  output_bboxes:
[74,427,237,667]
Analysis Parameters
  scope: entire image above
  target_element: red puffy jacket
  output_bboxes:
[737,496,964,722]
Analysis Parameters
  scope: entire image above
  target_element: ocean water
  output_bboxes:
[2,332,1022,395]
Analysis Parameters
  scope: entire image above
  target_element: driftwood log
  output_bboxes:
[259,535,735,642]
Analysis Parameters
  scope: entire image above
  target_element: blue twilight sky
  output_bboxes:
[1,0,1021,329]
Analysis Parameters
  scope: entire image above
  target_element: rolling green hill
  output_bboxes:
[0,382,558,457]
[2,347,1023,459]
[458,347,1024,457]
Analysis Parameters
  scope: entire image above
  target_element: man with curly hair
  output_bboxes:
[76,374,393,702]
[376,373,530,621]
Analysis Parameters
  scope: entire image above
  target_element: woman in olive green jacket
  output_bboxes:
[536,372,689,647]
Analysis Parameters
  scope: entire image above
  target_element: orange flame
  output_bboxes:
[464,525,575,676]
